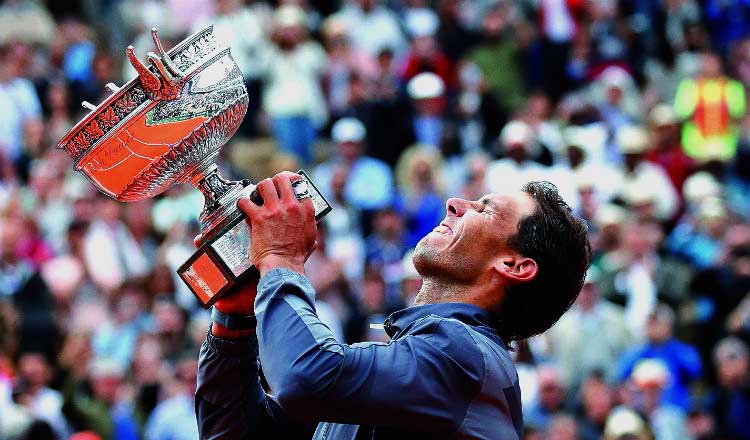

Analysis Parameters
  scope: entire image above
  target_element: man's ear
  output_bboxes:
[493,255,538,284]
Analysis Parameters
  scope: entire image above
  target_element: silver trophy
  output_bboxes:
[57,26,331,306]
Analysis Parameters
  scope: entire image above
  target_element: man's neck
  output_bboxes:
[413,276,497,311]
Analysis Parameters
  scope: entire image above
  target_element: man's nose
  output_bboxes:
[446,198,471,217]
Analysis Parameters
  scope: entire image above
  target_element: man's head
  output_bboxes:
[413,181,591,344]
[332,117,366,163]
[645,304,675,343]
[713,336,749,389]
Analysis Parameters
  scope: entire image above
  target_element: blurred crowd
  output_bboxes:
[0,0,748,439]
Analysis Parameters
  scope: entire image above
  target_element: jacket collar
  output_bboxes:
[384,302,496,339]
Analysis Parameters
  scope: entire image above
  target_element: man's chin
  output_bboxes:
[413,239,442,275]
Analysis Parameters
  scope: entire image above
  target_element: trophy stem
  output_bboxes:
[189,163,247,234]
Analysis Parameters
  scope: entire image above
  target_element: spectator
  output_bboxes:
[144,356,199,440]
[14,352,70,439]
[674,51,746,163]
[486,120,579,210]
[710,336,750,440]
[61,358,138,440]
[524,364,569,432]
[615,125,679,222]
[618,304,703,411]
[332,0,407,57]
[263,5,327,165]
[394,146,445,248]
[623,359,692,440]
[313,117,394,215]
[406,72,448,149]
[547,267,631,388]
[400,9,456,88]
[0,42,42,165]
[468,1,525,112]
[646,104,695,196]
[577,372,616,440]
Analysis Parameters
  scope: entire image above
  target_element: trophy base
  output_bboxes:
[177,170,331,307]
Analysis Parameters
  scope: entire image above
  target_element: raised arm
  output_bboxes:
[254,268,491,433]
[194,249,313,439]
[238,173,517,436]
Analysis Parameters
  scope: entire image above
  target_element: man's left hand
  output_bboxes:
[237,171,317,277]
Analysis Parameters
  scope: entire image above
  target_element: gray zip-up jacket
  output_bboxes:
[195,268,524,439]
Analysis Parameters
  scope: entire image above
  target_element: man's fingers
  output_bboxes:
[299,197,315,221]
[273,172,297,204]
[256,178,279,210]
[237,196,260,219]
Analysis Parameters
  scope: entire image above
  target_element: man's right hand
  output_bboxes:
[195,233,258,338]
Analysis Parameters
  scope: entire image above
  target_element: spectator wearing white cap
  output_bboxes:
[624,358,692,440]
[614,125,679,221]
[562,124,622,202]
[400,9,456,92]
[313,117,394,214]
[645,104,694,193]
[618,304,703,412]
[486,120,580,212]
[406,72,447,149]
[261,5,328,165]
[589,66,641,142]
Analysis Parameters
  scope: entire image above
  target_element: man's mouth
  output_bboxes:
[433,222,453,235]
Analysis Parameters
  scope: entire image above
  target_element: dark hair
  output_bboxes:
[497,181,591,346]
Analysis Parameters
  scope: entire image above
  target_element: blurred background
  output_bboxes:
[0,0,748,439]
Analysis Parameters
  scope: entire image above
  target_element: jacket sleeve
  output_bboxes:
[254,268,486,434]
[195,329,316,439]
[195,332,265,439]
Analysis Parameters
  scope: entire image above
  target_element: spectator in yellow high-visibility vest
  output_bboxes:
[674,51,746,163]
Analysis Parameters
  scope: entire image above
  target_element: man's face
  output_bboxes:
[717,354,749,389]
[413,191,536,284]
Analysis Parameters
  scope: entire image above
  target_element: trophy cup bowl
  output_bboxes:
[57,26,331,306]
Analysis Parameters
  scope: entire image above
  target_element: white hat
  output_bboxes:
[332,117,366,143]
[274,5,307,28]
[594,203,629,227]
[500,120,534,149]
[405,8,439,38]
[89,357,125,379]
[696,197,727,221]
[407,72,445,100]
[632,358,670,387]
[616,125,649,154]
[598,65,632,90]
[649,104,679,126]
[604,407,648,440]
[683,171,721,204]
[622,180,657,206]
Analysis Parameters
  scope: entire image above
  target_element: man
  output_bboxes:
[711,336,750,440]
[674,50,746,163]
[195,173,591,439]
[547,268,632,388]
[618,304,702,411]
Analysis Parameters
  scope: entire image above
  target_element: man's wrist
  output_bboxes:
[257,254,305,277]
[210,322,254,339]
